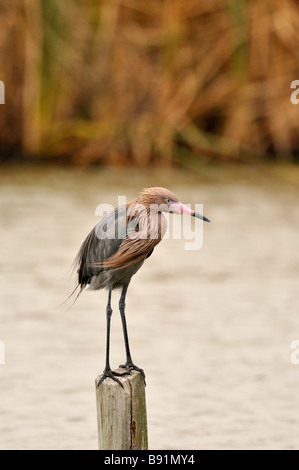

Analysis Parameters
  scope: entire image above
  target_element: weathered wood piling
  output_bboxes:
[95,369,148,450]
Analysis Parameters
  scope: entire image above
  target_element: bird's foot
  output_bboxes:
[119,362,146,385]
[97,367,127,388]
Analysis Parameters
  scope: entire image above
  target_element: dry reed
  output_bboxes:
[1,0,299,165]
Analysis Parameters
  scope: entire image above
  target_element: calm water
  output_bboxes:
[1,166,299,450]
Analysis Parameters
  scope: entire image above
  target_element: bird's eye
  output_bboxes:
[165,198,170,204]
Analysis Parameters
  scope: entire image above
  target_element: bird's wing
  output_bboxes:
[76,205,128,286]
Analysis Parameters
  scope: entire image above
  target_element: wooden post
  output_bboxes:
[95,369,148,450]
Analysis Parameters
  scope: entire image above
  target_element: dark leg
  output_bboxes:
[97,288,127,388]
[118,283,146,383]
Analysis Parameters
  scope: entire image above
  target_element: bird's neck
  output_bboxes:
[126,202,167,240]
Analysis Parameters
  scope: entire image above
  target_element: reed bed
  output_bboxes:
[1,0,299,165]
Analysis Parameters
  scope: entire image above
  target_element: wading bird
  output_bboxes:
[75,187,210,387]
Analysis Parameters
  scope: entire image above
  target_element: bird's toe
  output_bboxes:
[112,368,131,377]
[97,368,124,388]
[119,362,146,385]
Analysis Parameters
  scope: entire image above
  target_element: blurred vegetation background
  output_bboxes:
[1,0,299,167]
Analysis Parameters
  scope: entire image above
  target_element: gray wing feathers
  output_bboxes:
[76,206,127,288]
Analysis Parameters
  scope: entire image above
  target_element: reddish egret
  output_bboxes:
[75,187,210,387]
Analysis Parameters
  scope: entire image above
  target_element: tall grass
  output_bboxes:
[1,0,299,165]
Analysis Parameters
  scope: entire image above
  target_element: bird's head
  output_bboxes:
[137,187,211,222]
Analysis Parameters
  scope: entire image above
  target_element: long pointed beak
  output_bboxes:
[170,202,211,223]
[192,211,211,223]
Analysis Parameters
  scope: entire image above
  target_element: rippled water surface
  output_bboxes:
[1,165,299,449]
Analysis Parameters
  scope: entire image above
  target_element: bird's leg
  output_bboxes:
[97,288,127,388]
[118,283,146,384]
